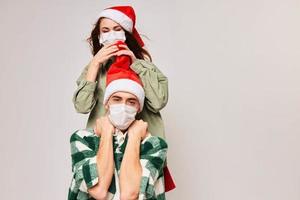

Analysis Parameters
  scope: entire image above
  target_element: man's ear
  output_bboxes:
[105,104,109,110]
[104,104,109,115]
[137,102,141,113]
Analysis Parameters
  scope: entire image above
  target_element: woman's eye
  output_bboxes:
[101,28,110,33]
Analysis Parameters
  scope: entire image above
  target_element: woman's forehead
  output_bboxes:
[100,18,121,28]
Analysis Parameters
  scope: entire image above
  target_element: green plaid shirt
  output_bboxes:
[68,128,167,200]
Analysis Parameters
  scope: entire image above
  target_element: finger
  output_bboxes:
[107,43,119,49]
[101,49,119,58]
[102,46,119,54]
[96,118,100,124]
[105,48,119,56]
[103,54,116,61]
[118,44,129,50]
[99,46,118,55]
[106,49,124,57]
[94,125,99,134]
[115,50,131,57]
[131,120,138,126]
[103,43,118,49]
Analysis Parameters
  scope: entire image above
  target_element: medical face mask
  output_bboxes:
[108,104,137,130]
[99,30,126,45]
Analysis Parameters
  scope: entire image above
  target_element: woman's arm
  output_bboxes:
[130,59,169,113]
[72,63,99,114]
[72,44,119,114]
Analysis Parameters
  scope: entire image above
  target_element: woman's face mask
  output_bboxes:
[108,104,137,131]
[99,30,126,45]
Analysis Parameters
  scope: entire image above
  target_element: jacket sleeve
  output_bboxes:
[139,135,168,199]
[69,130,99,192]
[72,64,98,114]
[130,59,169,113]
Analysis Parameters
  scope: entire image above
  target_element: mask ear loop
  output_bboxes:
[98,31,106,45]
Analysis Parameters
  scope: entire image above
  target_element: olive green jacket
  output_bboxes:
[72,59,168,139]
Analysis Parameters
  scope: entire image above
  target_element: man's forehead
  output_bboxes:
[111,91,138,100]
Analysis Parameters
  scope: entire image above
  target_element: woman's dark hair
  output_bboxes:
[87,18,152,64]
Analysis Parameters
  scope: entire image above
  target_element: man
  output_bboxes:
[68,43,168,200]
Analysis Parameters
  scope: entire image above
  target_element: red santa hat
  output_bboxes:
[103,41,145,111]
[99,6,145,47]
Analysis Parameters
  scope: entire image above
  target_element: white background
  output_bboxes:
[0,0,300,199]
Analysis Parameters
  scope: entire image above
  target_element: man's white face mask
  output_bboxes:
[108,104,137,131]
[99,30,126,45]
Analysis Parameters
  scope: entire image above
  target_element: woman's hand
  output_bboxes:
[91,43,119,67]
[94,116,115,137]
[116,44,137,63]
[86,43,136,82]
[86,44,119,82]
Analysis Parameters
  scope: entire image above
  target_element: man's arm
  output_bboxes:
[138,135,168,199]
[119,133,142,200]
[119,120,148,200]
[88,117,115,200]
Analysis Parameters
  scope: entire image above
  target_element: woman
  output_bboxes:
[72,5,175,192]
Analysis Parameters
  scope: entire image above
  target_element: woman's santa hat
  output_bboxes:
[103,41,145,111]
[99,6,145,47]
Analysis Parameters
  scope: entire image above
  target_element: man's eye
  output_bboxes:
[129,101,136,105]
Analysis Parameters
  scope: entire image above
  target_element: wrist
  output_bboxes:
[86,63,101,82]
[131,55,137,63]
[89,60,101,69]
[101,130,113,139]
[128,131,142,141]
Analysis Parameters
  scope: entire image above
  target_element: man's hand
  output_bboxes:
[94,116,115,137]
[128,120,149,140]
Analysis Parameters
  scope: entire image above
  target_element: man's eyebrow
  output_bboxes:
[127,98,138,101]
[111,96,122,99]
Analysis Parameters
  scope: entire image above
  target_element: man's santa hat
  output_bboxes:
[103,41,145,111]
[99,6,145,47]
[100,12,177,192]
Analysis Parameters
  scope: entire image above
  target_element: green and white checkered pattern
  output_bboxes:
[68,128,167,200]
